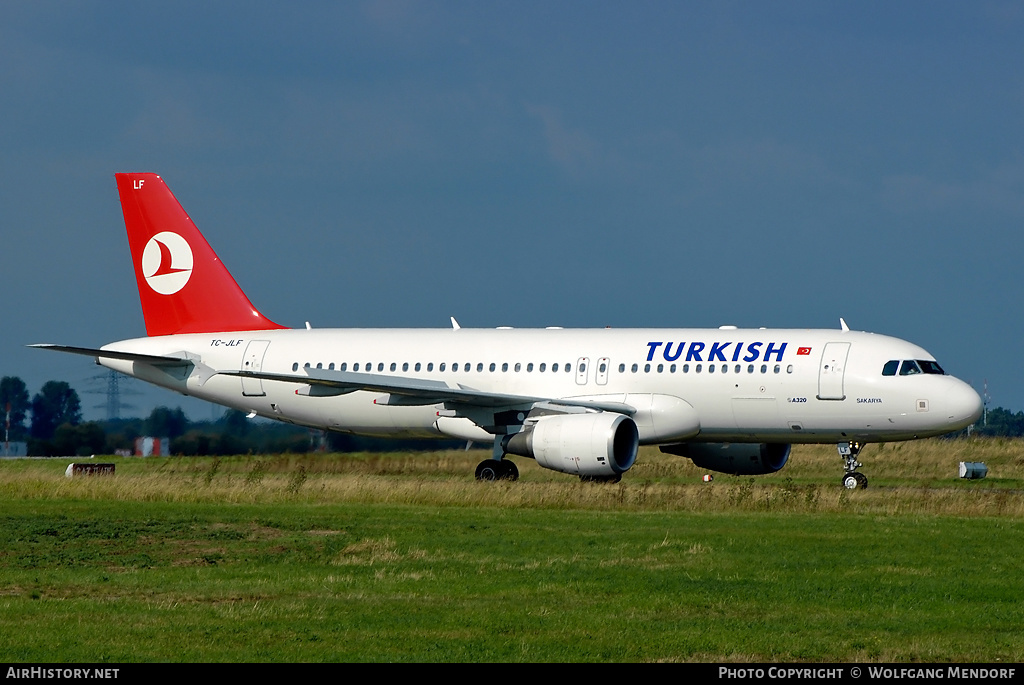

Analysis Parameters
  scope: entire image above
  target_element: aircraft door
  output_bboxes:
[817,342,850,401]
[576,357,590,386]
[241,340,271,397]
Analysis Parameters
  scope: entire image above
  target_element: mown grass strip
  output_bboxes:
[0,498,1022,662]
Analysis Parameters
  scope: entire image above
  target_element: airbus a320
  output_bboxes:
[34,174,983,489]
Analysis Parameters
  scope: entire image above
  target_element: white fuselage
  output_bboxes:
[99,326,983,446]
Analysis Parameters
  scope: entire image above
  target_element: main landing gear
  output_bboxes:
[838,441,868,490]
[474,458,519,482]
[476,435,522,482]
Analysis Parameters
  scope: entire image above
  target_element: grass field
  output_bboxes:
[1,438,1023,662]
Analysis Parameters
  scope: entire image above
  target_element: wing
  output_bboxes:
[224,366,637,415]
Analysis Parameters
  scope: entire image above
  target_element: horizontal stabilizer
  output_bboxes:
[29,344,191,366]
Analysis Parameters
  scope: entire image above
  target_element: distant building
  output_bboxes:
[134,437,170,457]
[0,442,28,458]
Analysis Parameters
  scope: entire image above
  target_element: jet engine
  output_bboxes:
[660,442,791,475]
[503,412,639,477]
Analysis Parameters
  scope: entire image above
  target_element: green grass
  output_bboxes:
[1,439,1023,662]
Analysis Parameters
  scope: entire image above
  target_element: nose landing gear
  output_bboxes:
[838,441,868,489]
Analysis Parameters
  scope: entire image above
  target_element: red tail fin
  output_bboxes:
[115,173,286,336]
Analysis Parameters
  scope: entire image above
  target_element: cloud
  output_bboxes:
[526,104,599,177]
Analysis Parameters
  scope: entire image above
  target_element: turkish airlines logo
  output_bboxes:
[141,232,193,295]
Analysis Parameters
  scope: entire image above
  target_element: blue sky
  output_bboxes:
[2,1,1022,420]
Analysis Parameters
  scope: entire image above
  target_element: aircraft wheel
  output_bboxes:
[502,460,519,482]
[475,460,518,482]
[475,460,502,481]
[842,472,868,490]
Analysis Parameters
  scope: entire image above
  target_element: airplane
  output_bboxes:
[33,173,983,489]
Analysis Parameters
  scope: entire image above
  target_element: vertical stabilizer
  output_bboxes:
[115,173,286,336]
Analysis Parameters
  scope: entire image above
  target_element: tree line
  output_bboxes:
[1,375,459,456]
[965,407,1024,438]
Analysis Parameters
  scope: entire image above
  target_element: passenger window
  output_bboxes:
[787,365,793,373]
[761,365,767,374]
[341,363,347,372]
[414,363,420,371]
[390,363,396,372]
[683,364,689,373]
[735,364,741,374]
[427,363,433,371]
[553,363,560,372]
[502,363,508,372]
[696,364,703,373]
[657,364,663,373]
[440,363,446,372]
[465,363,471,372]
[539,363,546,372]
[670,364,676,373]
[882,360,899,376]
[477,363,483,372]
[527,363,534,372]
[515,363,521,372]
[618,363,625,373]
[490,363,496,372]
[378,363,385,372]
[292,363,298,371]
[644,364,651,373]
[353,363,360,371]
[774,365,781,374]
[631,363,638,373]
[709,364,715,373]
[747,364,754,373]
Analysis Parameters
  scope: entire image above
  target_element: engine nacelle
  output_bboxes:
[660,442,791,476]
[504,412,639,477]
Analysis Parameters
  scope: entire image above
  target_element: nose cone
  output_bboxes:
[945,379,983,429]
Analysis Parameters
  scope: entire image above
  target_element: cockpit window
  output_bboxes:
[885,359,945,377]
[899,360,922,376]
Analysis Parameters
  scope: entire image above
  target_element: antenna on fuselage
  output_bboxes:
[839,317,850,332]
[983,379,990,426]
[450,317,461,330]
